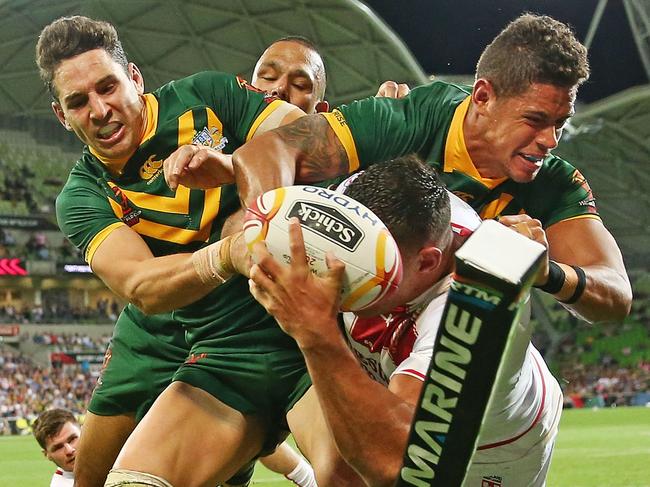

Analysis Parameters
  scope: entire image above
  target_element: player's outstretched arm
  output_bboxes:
[91,225,246,315]
[249,219,418,487]
[232,114,350,208]
[500,214,632,323]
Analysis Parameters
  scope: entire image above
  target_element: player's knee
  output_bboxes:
[104,468,175,487]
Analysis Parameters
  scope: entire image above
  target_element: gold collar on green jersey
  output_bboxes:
[443,96,507,190]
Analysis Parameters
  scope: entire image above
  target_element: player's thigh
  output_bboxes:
[114,380,268,487]
[287,386,362,487]
[75,412,136,487]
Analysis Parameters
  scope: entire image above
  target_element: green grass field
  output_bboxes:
[2,407,649,486]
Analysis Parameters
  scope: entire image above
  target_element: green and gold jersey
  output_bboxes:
[324,80,599,227]
[56,71,291,343]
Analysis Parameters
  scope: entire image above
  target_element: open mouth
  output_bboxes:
[518,153,545,172]
[97,122,123,141]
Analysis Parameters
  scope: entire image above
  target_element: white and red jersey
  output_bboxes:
[342,281,562,485]
[50,467,74,487]
[342,194,562,486]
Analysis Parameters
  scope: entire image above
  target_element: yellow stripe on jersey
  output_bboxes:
[86,222,125,265]
[479,193,515,219]
[197,188,221,241]
[556,214,601,224]
[245,99,286,141]
[443,96,507,190]
[322,111,360,173]
[178,110,195,146]
[124,219,210,244]
[141,93,159,144]
[109,183,192,213]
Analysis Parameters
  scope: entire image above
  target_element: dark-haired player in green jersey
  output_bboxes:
[232,13,631,326]
[35,15,355,487]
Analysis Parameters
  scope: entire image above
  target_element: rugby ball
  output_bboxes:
[244,185,402,312]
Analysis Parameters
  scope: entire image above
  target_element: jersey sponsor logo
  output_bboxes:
[572,169,598,213]
[482,476,503,487]
[139,155,164,184]
[192,126,228,152]
[111,186,141,227]
[288,200,363,251]
[301,186,381,226]
[400,303,482,485]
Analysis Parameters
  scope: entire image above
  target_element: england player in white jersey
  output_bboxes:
[32,409,79,487]
[250,155,563,487]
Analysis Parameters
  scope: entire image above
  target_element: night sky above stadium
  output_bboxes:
[365,0,647,103]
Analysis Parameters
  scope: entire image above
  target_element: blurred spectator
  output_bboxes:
[25,232,50,260]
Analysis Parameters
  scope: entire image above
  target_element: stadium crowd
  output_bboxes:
[0,301,118,324]
[0,349,95,434]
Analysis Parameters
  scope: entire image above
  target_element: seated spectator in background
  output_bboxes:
[26,232,50,260]
[33,408,80,487]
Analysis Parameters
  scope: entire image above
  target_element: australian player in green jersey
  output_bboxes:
[35,15,346,487]
[231,13,632,326]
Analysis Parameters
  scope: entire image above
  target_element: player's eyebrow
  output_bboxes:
[258,61,312,80]
[61,74,117,104]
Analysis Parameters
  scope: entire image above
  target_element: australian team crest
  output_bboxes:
[192,126,228,152]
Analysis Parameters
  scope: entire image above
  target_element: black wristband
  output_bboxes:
[536,261,565,294]
[562,265,587,304]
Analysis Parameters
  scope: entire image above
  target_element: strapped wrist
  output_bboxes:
[191,236,235,285]
[535,260,565,294]
[561,265,587,304]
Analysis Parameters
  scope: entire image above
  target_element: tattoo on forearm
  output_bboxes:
[276,115,349,182]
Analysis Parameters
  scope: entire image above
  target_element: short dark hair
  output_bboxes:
[35,15,129,100]
[344,155,451,251]
[32,408,77,450]
[476,13,589,97]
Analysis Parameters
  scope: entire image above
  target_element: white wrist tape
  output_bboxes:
[191,235,234,285]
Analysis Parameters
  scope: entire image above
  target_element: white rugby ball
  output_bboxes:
[244,185,402,312]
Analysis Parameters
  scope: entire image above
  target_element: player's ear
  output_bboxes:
[417,245,443,274]
[52,102,72,131]
[472,78,494,111]
[315,100,329,113]
[128,62,145,95]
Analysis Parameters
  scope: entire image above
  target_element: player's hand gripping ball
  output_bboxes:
[244,185,402,312]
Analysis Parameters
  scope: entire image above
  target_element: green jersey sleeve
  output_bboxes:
[526,155,600,227]
[336,81,470,167]
[55,162,125,263]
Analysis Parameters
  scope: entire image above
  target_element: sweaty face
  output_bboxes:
[252,41,325,113]
[474,83,576,183]
[51,48,145,161]
[44,421,80,472]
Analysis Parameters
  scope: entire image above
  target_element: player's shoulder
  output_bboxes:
[56,151,106,209]
[412,79,472,100]
[534,153,584,189]
[155,71,257,98]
